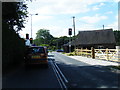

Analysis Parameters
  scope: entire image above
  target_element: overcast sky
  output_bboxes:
[19,0,119,39]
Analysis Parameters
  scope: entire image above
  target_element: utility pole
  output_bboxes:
[72,16,76,50]
[73,16,75,36]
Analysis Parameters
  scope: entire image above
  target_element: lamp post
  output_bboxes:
[29,13,38,38]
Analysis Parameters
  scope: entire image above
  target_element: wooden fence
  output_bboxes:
[75,48,120,62]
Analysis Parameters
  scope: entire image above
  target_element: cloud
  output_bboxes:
[107,21,118,30]
[33,1,90,15]
[27,0,112,15]
[20,0,118,39]
[107,15,118,30]
[26,0,118,16]
[106,11,113,14]
[80,14,108,24]
[92,2,105,11]
[92,6,100,11]
[31,15,53,23]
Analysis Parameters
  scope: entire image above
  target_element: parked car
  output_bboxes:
[56,49,64,52]
[24,46,48,67]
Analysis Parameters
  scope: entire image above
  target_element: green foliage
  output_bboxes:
[55,36,69,49]
[114,30,120,46]
[67,52,75,56]
[34,29,70,51]
[2,22,25,73]
[2,2,28,32]
[39,44,49,47]
[2,2,29,73]
[35,29,54,45]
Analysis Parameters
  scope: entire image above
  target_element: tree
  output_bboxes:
[55,36,69,49]
[35,29,54,45]
[2,2,28,32]
[34,29,70,50]
[114,30,120,46]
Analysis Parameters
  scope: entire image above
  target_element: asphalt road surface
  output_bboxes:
[53,52,119,88]
[2,58,61,88]
[2,52,120,89]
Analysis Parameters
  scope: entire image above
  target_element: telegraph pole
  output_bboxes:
[72,16,76,50]
[73,16,75,36]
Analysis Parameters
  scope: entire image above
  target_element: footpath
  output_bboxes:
[68,56,119,66]
[65,55,120,73]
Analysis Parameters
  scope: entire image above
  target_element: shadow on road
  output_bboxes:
[55,60,120,88]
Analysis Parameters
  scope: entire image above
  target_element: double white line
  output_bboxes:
[50,59,68,89]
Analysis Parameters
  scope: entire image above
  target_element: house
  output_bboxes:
[63,29,116,53]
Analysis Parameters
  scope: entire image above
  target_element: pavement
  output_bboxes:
[67,55,120,73]
[67,55,119,66]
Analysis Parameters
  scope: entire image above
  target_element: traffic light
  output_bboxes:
[30,38,33,44]
[26,34,29,39]
[69,28,72,35]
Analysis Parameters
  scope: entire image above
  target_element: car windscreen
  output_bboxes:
[28,47,45,54]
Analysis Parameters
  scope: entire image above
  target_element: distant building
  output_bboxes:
[63,29,116,53]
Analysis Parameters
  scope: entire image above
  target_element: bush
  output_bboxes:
[67,52,75,56]
[2,22,25,72]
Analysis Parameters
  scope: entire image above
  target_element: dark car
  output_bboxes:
[56,49,64,52]
[24,46,48,67]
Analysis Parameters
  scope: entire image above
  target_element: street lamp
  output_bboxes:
[29,13,38,38]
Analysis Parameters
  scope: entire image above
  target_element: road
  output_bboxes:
[2,52,119,89]
[2,57,61,88]
[53,52,119,88]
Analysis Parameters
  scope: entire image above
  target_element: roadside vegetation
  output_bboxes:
[2,2,28,73]
[114,30,120,46]
[33,29,70,51]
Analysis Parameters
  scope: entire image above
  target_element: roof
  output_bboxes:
[64,29,116,46]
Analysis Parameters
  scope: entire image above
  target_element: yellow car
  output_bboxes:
[25,46,48,67]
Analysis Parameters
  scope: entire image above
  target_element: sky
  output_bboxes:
[19,0,119,39]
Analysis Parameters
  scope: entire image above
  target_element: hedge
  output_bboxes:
[2,22,25,73]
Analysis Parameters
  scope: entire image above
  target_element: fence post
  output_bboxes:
[106,48,109,60]
[86,48,87,57]
[81,48,82,56]
[116,46,120,61]
[91,47,95,59]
